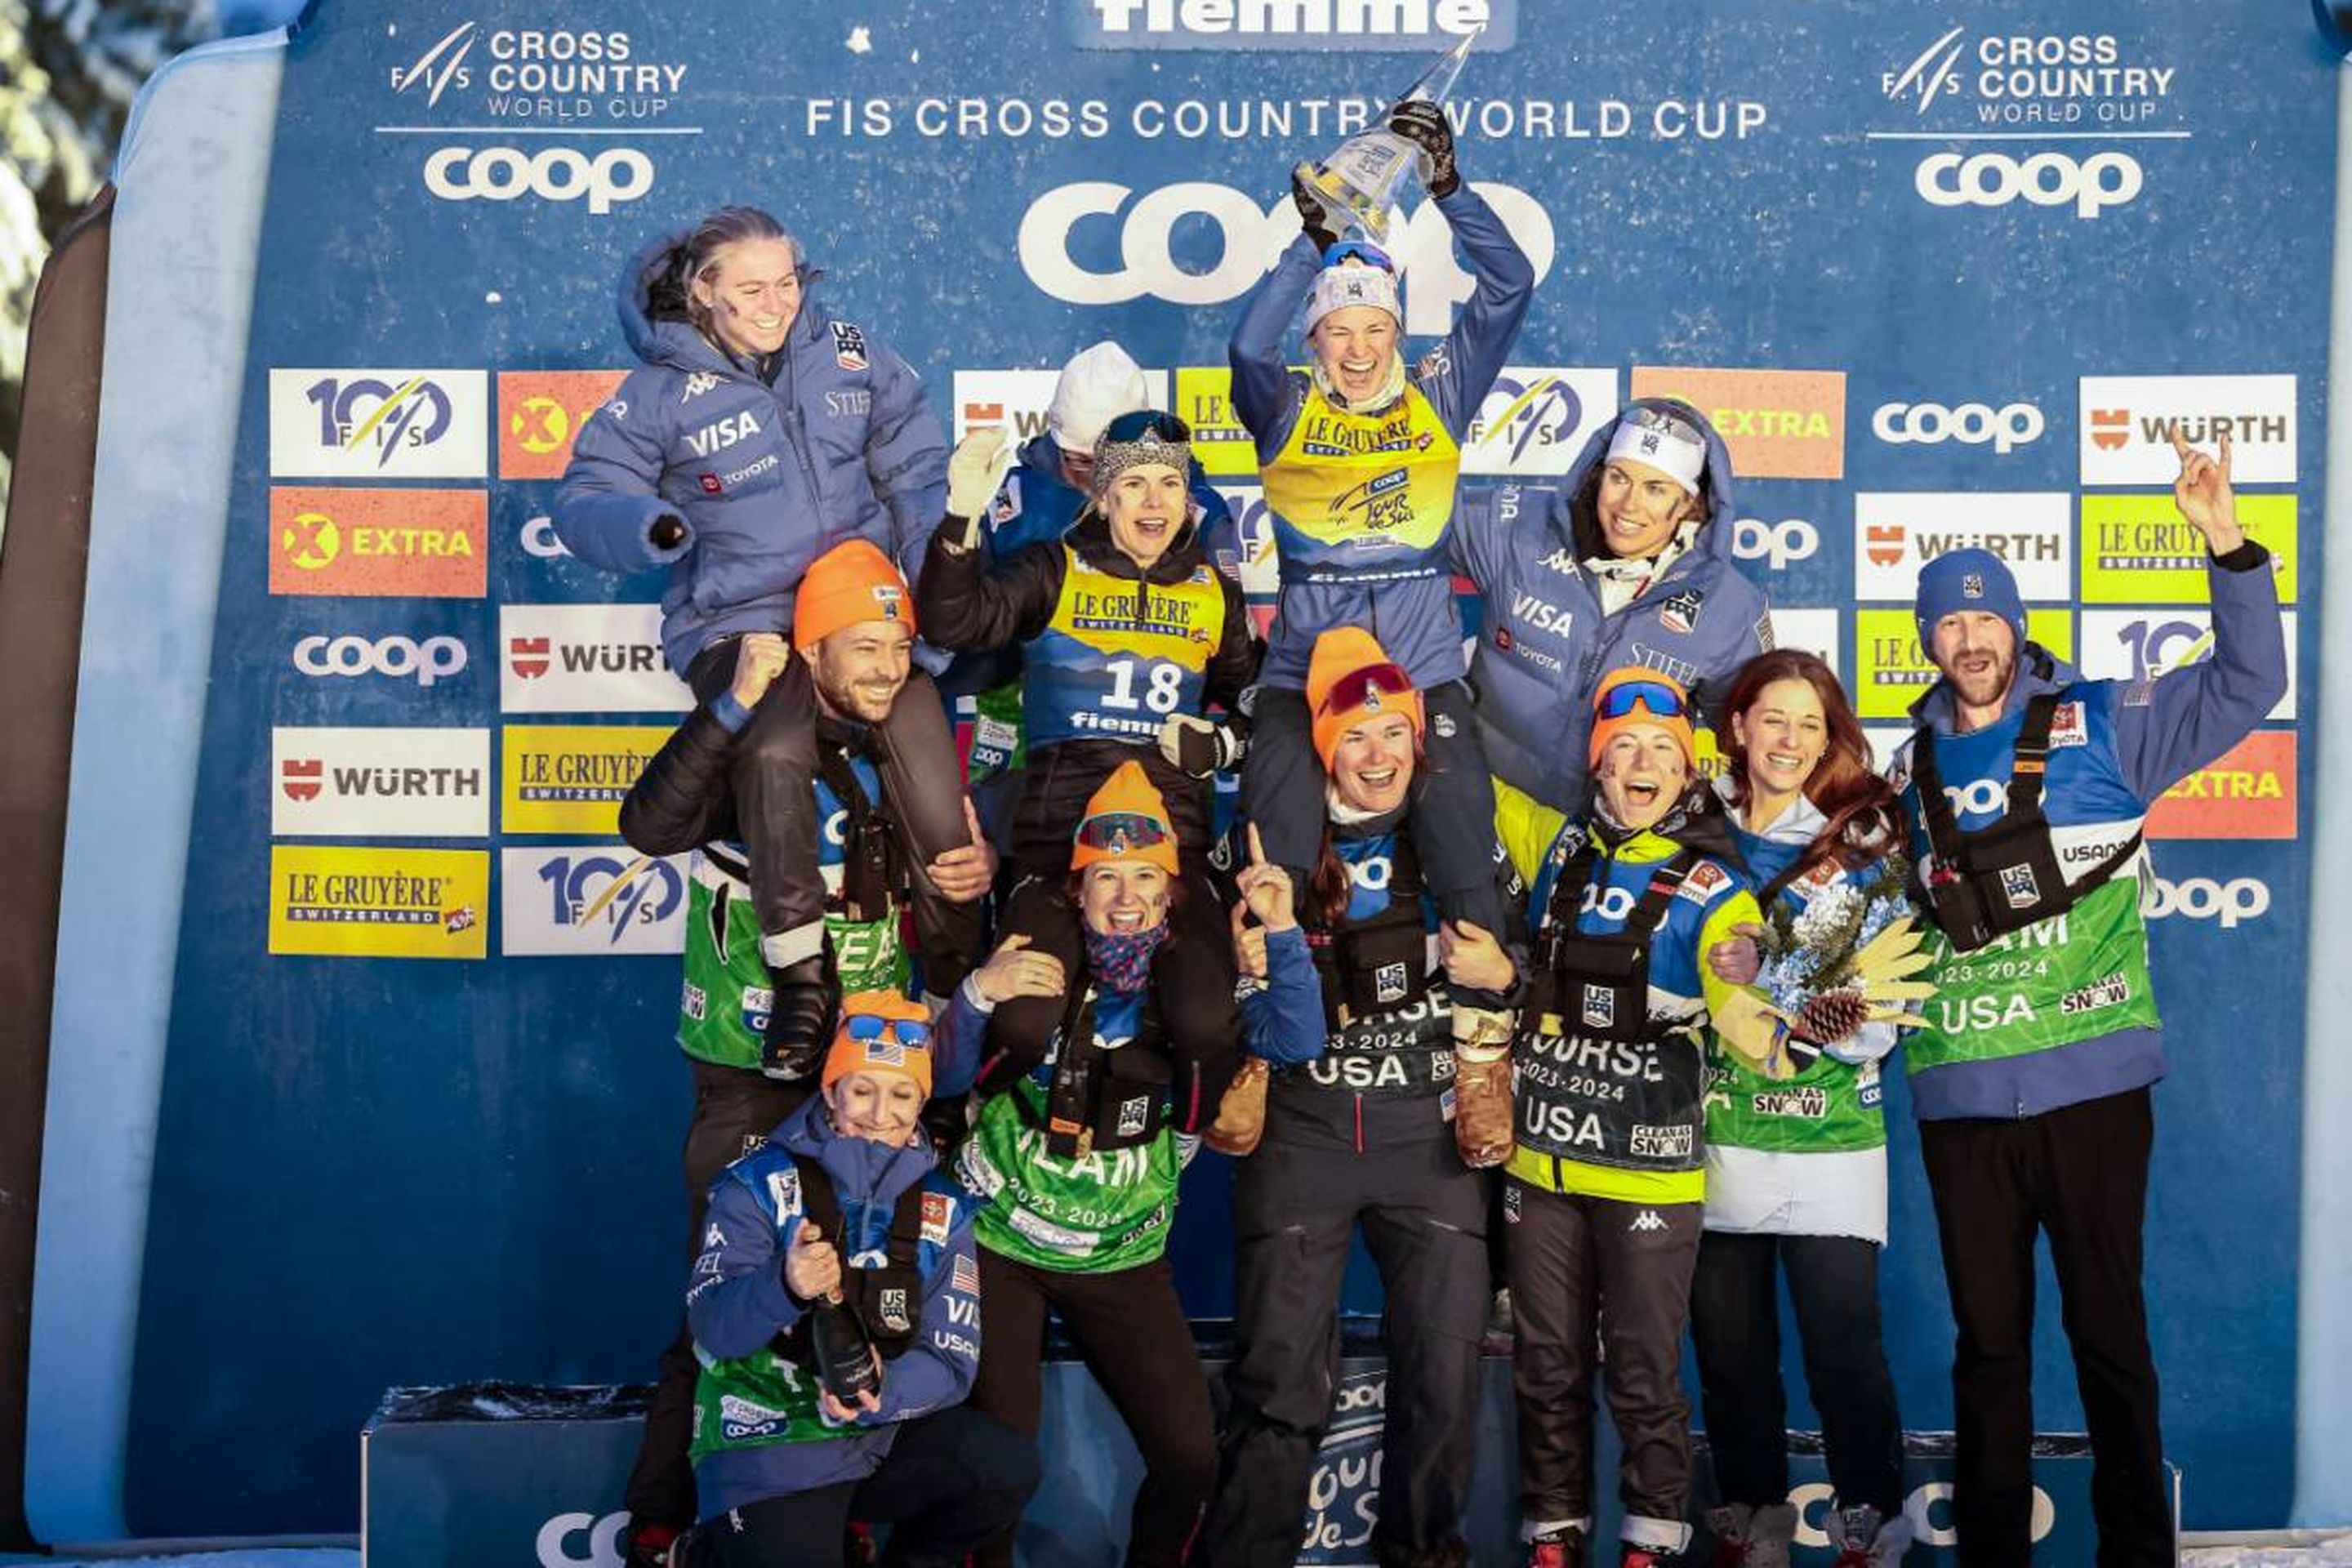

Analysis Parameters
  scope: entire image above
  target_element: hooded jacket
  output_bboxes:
[1227,183,1534,691]
[1452,400,1771,827]
[1888,539,2285,1122]
[916,508,1260,872]
[686,1096,982,1517]
[552,234,947,675]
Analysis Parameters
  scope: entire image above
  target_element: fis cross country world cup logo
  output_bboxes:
[501,847,688,956]
[270,370,488,479]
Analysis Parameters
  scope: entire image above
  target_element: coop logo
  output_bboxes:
[1872,400,2044,455]
[1915,150,2142,220]
[2140,874,2270,930]
[1852,492,2070,602]
[272,727,491,839]
[1731,518,1819,571]
[269,488,488,599]
[1018,181,1556,337]
[425,145,653,216]
[1463,367,1615,477]
[503,724,671,835]
[1080,0,1510,50]
[501,604,693,714]
[292,633,469,688]
[1627,366,1845,480]
[2078,374,2296,486]
[499,370,628,479]
[532,1509,628,1568]
[2147,731,2296,841]
[270,370,487,479]
[268,844,490,960]
[502,846,688,956]
[520,514,572,559]
[390,23,691,122]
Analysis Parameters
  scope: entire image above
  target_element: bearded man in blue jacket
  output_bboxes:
[1889,428,2286,1568]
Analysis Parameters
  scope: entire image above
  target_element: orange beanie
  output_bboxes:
[1587,667,1696,771]
[1070,760,1180,876]
[1307,626,1423,771]
[793,539,915,652]
[821,990,935,1101]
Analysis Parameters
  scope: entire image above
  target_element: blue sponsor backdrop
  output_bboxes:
[34,0,2332,1540]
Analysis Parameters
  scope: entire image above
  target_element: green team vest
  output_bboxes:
[677,849,910,1071]
[1907,872,2161,1073]
[1705,1046,1886,1155]
[956,1076,1182,1275]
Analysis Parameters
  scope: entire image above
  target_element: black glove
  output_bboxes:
[1290,168,1341,252]
[1388,100,1459,198]
[1158,715,1245,778]
[649,512,689,552]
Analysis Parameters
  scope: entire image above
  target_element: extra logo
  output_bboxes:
[271,728,491,839]
[2147,731,2296,841]
[1018,181,1556,337]
[2078,374,2296,486]
[270,487,487,599]
[1915,150,2142,220]
[499,370,627,480]
[292,633,467,688]
[1461,367,1616,478]
[424,145,654,215]
[1627,366,1845,479]
[1872,400,2045,454]
[2140,874,2270,929]
[500,848,688,957]
[500,604,692,715]
[269,844,490,960]
[270,370,487,479]
[1852,492,2071,602]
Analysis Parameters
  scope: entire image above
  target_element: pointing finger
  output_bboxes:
[2218,427,2234,479]
[1246,822,1267,867]
[2168,420,2191,461]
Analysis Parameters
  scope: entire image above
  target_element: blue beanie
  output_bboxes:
[1914,548,2028,653]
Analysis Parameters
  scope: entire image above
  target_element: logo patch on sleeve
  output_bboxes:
[2047,700,2089,748]
[920,1190,953,1245]
[830,321,869,372]
[1677,860,1730,904]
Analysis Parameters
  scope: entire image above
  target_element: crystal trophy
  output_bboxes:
[1293,27,1481,243]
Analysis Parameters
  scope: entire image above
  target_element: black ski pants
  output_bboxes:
[1241,681,1507,938]
[684,640,980,990]
[1688,1229,1905,1518]
[1205,1132,1490,1568]
[1505,1181,1704,1543]
[626,1061,813,1534]
[968,1250,1218,1568]
[1918,1087,2172,1568]
[700,1405,1040,1568]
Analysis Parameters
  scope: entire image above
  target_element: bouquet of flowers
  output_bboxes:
[1750,856,1935,1054]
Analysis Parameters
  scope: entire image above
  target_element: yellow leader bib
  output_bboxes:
[1259,381,1462,583]
[1022,546,1226,749]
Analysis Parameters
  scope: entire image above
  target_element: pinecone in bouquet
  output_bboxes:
[1796,987,1872,1045]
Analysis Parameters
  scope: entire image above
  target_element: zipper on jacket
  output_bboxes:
[775,345,826,505]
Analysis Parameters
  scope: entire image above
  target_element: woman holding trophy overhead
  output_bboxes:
[1227,70,1534,1176]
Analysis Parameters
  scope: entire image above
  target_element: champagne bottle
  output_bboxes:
[810,1289,881,1406]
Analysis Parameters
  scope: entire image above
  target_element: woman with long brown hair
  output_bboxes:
[1692,649,1913,1567]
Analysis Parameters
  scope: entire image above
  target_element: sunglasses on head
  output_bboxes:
[1317,662,1414,719]
[1075,812,1173,854]
[1321,239,1397,274]
[1595,679,1690,722]
[844,1013,931,1048]
[1100,410,1192,446]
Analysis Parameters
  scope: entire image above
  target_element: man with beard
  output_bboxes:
[1889,428,2285,1568]
[610,539,998,1567]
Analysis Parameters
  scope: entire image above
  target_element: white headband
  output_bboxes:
[1605,411,1707,496]
[1304,262,1401,334]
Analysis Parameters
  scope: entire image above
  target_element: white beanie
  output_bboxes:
[1304,260,1402,335]
[1047,341,1149,456]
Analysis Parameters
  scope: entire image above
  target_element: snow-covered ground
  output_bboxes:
[7,1540,2352,1566]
